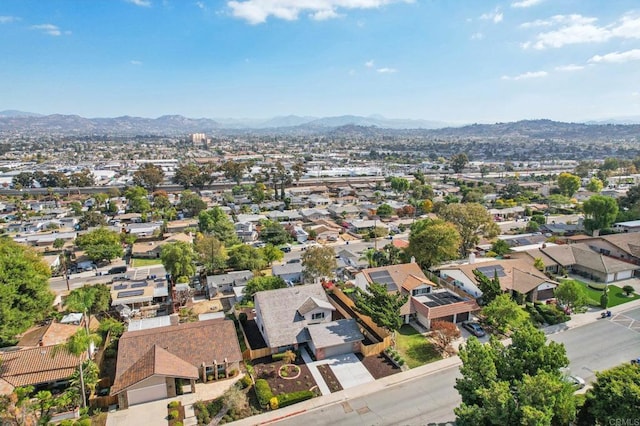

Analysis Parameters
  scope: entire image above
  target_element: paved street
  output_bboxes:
[233,305,640,426]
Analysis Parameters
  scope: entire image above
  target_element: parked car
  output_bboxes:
[631,358,640,365]
[112,275,130,281]
[564,375,586,390]
[279,246,291,253]
[462,321,486,337]
[108,266,127,275]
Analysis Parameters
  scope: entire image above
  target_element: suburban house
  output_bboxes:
[111,319,242,408]
[354,263,480,329]
[131,233,193,259]
[234,222,258,243]
[438,258,557,301]
[567,232,640,266]
[271,262,303,284]
[612,220,640,233]
[206,270,254,298]
[253,284,364,359]
[512,242,640,283]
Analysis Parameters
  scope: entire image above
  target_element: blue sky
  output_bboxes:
[1,0,639,123]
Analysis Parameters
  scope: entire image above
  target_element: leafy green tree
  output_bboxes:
[76,227,123,263]
[78,210,107,230]
[53,238,65,250]
[194,234,228,274]
[173,162,211,189]
[133,163,165,191]
[582,363,640,424]
[450,153,469,173]
[483,294,529,334]
[556,172,581,197]
[490,239,511,256]
[243,276,286,300]
[360,248,378,268]
[161,241,197,282]
[439,203,499,256]
[408,218,461,268]
[260,244,284,266]
[259,220,292,246]
[124,185,151,214]
[0,239,54,342]
[227,244,266,271]
[177,190,207,218]
[375,203,394,218]
[473,269,502,305]
[455,325,574,425]
[198,207,240,246]
[301,246,337,283]
[534,257,545,271]
[554,280,589,311]
[54,329,102,408]
[353,282,408,332]
[65,284,110,328]
[585,177,604,193]
[583,194,618,235]
[601,157,620,171]
[69,169,94,187]
[219,160,247,185]
[390,177,410,196]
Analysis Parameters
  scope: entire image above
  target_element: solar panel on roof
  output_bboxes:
[475,265,506,278]
[117,289,145,299]
[131,282,148,288]
[113,284,128,291]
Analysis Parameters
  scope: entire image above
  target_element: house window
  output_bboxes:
[311,312,325,320]
[412,287,432,296]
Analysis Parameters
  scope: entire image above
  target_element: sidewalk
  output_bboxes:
[229,297,640,426]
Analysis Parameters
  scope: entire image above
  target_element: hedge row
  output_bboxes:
[276,390,314,408]
[255,379,273,407]
[272,353,286,361]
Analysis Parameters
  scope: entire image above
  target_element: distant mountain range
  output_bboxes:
[1,111,640,139]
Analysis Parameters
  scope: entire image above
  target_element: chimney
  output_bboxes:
[469,253,476,264]
[169,313,180,326]
[410,256,416,264]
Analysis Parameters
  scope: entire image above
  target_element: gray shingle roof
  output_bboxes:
[298,296,335,315]
[307,319,363,349]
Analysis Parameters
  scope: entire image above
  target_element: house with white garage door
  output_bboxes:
[111,319,242,408]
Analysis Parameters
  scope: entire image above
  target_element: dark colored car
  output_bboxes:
[279,246,291,253]
[108,266,127,275]
[462,321,486,337]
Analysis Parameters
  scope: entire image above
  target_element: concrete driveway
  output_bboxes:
[317,353,375,389]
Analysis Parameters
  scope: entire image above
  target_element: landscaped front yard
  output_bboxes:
[131,257,163,267]
[561,279,640,307]
[394,324,441,369]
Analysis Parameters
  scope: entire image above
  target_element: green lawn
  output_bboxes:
[394,324,441,369]
[131,258,163,267]
[560,279,640,308]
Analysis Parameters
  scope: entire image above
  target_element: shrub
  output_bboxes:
[174,423,183,426]
[276,390,315,408]
[75,420,91,426]
[238,312,248,323]
[241,374,253,388]
[104,348,117,359]
[245,363,255,378]
[270,396,279,410]
[600,293,609,309]
[622,285,635,296]
[272,353,286,361]
[255,379,273,408]
[169,410,179,420]
[168,400,181,408]
[229,369,238,377]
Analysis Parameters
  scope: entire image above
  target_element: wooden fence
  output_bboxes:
[237,316,273,360]
[89,395,118,409]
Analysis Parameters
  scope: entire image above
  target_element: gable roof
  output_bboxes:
[359,263,434,293]
[113,319,242,389]
[17,322,80,348]
[0,345,85,393]
[596,232,640,258]
[254,284,331,348]
[570,243,639,274]
[298,296,335,315]
[111,345,199,395]
[441,258,554,295]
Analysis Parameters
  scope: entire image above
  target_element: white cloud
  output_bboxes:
[480,8,503,24]
[348,69,356,76]
[227,0,412,24]
[521,13,640,49]
[589,49,640,64]
[365,60,374,68]
[130,60,143,65]
[126,0,152,6]
[501,70,548,80]
[554,64,584,71]
[377,67,397,73]
[196,1,206,9]
[310,9,342,21]
[30,24,64,36]
[511,0,544,8]
[0,16,20,24]
[470,32,484,40]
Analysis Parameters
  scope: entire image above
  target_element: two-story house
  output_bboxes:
[253,284,363,360]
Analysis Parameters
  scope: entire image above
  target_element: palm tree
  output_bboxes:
[53,329,102,408]
[360,248,377,268]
